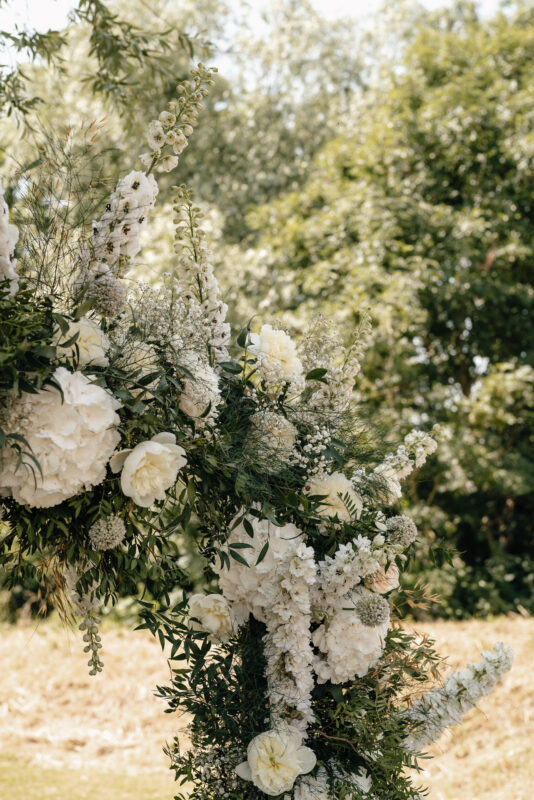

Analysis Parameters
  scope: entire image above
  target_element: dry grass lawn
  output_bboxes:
[0,615,532,799]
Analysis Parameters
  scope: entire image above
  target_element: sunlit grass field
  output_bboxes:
[0,616,532,800]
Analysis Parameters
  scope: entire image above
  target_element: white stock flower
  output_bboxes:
[56,316,110,367]
[249,324,303,386]
[235,726,316,796]
[0,367,121,508]
[188,593,236,642]
[304,472,363,523]
[110,432,186,507]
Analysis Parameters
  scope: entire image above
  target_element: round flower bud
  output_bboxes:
[355,593,390,627]
[386,515,418,549]
[88,516,126,551]
[87,272,127,318]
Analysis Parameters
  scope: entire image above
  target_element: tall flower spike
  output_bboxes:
[140,63,218,175]
[404,642,514,751]
[172,184,230,363]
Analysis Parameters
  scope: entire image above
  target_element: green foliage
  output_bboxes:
[237,1,534,616]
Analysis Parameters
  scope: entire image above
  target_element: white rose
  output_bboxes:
[110,432,186,507]
[248,324,303,385]
[57,316,110,367]
[235,726,316,796]
[304,472,363,523]
[188,593,236,642]
[367,563,399,594]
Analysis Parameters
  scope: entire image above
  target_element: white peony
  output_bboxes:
[0,367,121,508]
[56,316,110,367]
[235,726,316,796]
[248,324,304,386]
[110,432,186,507]
[312,593,389,683]
[367,563,400,594]
[304,471,363,523]
[188,593,236,642]
[213,515,305,624]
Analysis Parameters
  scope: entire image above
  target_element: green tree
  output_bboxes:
[238,0,534,616]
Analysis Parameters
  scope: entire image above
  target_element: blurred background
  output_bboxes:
[0,0,533,798]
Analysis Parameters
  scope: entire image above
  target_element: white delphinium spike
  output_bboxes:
[172,185,231,364]
[404,642,514,751]
[0,178,20,295]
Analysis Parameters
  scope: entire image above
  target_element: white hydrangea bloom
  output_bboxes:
[0,178,19,296]
[0,367,121,507]
[312,590,390,684]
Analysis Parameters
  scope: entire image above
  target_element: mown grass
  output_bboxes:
[0,757,175,800]
[1,615,532,800]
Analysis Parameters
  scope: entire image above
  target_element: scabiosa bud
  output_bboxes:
[88,516,126,551]
[355,593,390,627]
[386,515,418,549]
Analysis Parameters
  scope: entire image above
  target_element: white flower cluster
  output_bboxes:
[214,516,316,730]
[236,725,316,797]
[0,178,19,296]
[110,432,186,507]
[172,185,231,363]
[0,367,121,508]
[84,262,128,318]
[188,593,236,643]
[312,589,390,684]
[64,565,104,675]
[304,471,363,523]
[140,63,217,174]
[249,324,304,389]
[329,763,373,798]
[298,312,372,415]
[374,428,440,501]
[88,516,126,551]
[246,410,298,473]
[291,767,330,800]
[177,351,221,428]
[404,641,514,752]
[263,538,317,730]
[92,170,159,272]
[55,315,110,368]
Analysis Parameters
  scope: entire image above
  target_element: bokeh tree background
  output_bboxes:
[1,0,533,619]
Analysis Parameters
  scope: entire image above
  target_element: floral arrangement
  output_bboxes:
[0,64,513,798]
